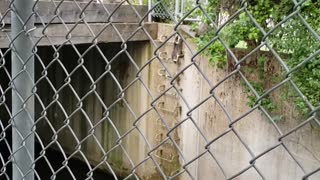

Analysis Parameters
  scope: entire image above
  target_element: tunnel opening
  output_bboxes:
[0,131,115,179]
[0,41,150,179]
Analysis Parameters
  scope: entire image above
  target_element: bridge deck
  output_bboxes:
[0,1,157,48]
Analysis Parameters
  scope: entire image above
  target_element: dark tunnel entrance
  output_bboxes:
[0,41,148,179]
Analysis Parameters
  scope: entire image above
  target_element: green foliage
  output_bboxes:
[197,36,226,67]
[243,64,278,113]
[223,13,261,48]
[270,1,320,115]
[195,0,320,116]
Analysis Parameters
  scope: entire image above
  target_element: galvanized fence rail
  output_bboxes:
[0,0,319,180]
[150,0,208,21]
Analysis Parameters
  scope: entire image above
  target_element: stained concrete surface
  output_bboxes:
[156,24,320,180]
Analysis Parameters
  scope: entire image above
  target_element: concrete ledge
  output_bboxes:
[0,23,157,48]
[0,0,147,24]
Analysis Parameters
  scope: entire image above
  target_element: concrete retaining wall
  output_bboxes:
[193,53,320,180]
[155,24,320,180]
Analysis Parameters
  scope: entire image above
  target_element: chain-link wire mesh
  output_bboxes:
[0,0,320,179]
[150,0,208,21]
[151,0,174,20]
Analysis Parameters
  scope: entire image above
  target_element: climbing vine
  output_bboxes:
[195,0,320,116]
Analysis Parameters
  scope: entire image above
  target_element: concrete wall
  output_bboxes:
[193,55,320,180]
[154,24,320,180]
[152,24,320,180]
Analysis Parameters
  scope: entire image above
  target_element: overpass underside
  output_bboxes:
[0,1,160,179]
[0,0,157,48]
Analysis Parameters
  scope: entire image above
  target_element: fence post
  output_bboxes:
[148,0,152,22]
[175,0,180,21]
[11,0,35,179]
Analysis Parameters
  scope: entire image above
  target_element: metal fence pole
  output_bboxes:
[148,0,152,22]
[175,0,180,21]
[181,0,184,19]
[11,0,35,179]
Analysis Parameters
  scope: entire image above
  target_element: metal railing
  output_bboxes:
[148,0,208,21]
[0,0,319,180]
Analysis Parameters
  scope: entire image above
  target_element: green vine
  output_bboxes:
[194,0,320,117]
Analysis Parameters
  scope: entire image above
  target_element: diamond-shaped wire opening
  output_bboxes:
[286,55,320,111]
[156,32,201,70]
[173,116,205,154]
[281,119,320,175]
[118,127,151,164]
[106,43,154,101]
[233,49,291,115]
[197,1,262,53]
[244,1,296,33]
[306,168,320,180]
[0,121,11,180]
[236,71,292,125]
[232,108,281,155]
[184,94,230,141]
[123,157,162,180]
[230,166,264,180]
[103,127,154,179]
[204,71,247,120]
[155,101,181,130]
[251,79,316,134]
[0,49,12,127]
[205,130,253,178]
[151,0,176,21]
[150,138,181,177]
[103,79,153,137]
[254,145,306,180]
[193,151,227,179]
[267,15,320,65]
[133,105,186,178]
[44,144,78,180]
[0,3,11,30]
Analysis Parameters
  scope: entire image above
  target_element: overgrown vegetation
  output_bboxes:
[194,0,320,117]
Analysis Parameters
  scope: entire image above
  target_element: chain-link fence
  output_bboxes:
[150,0,208,21]
[0,0,320,179]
